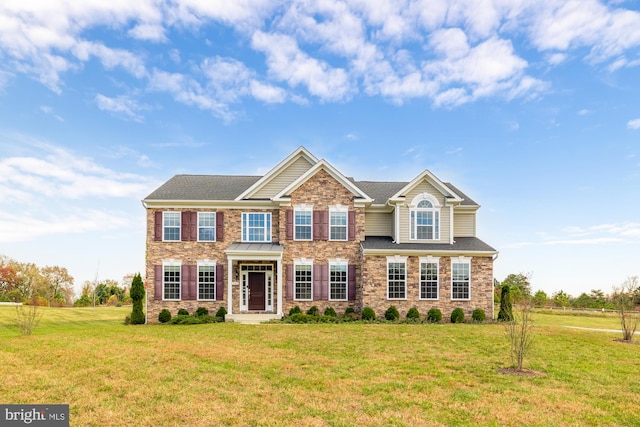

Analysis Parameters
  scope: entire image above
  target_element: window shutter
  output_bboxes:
[215,264,224,301]
[348,211,356,240]
[321,265,328,300]
[154,212,162,241]
[286,210,293,240]
[154,265,162,300]
[286,264,293,300]
[182,211,196,241]
[216,212,224,242]
[314,211,328,240]
[322,211,329,240]
[313,265,322,300]
[348,265,356,301]
[181,265,195,300]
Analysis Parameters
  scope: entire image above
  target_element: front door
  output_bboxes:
[248,272,265,310]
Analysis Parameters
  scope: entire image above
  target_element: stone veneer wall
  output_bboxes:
[280,169,364,315]
[362,255,494,321]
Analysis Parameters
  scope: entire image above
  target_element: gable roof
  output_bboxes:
[389,169,463,205]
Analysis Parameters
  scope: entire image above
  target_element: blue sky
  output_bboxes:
[0,0,639,297]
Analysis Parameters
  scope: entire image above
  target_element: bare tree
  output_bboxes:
[613,276,639,342]
[505,296,535,370]
[15,297,43,336]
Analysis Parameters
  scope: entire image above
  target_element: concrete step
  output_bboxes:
[226,313,282,324]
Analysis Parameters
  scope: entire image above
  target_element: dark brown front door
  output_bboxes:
[248,272,265,310]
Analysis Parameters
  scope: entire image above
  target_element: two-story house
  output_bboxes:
[142,147,497,323]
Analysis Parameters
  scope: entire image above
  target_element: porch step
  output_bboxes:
[226,313,282,324]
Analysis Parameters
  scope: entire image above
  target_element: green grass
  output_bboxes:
[1,306,638,426]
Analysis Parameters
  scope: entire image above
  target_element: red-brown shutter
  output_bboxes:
[322,211,329,240]
[154,212,162,241]
[154,265,162,300]
[181,265,196,300]
[313,265,322,300]
[182,212,196,241]
[321,265,328,300]
[215,264,224,301]
[286,264,293,300]
[313,211,328,240]
[216,212,224,242]
[348,211,356,240]
[348,265,356,301]
[286,210,293,240]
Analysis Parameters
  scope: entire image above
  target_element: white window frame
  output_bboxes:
[329,205,348,241]
[241,212,272,242]
[197,212,216,242]
[197,260,216,301]
[163,212,181,242]
[419,256,440,300]
[329,259,348,301]
[294,205,312,241]
[410,193,440,241]
[293,259,313,301]
[386,256,407,300]
[451,257,471,301]
[162,260,181,301]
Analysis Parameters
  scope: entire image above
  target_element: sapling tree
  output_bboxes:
[505,296,535,370]
[613,276,639,342]
[129,273,145,325]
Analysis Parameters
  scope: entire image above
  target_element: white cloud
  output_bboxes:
[250,80,287,104]
[128,24,167,42]
[627,118,640,129]
[506,222,640,248]
[95,94,145,122]
[40,105,64,122]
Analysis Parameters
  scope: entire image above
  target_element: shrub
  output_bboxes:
[406,307,420,321]
[158,309,172,323]
[195,307,209,317]
[289,306,302,316]
[498,285,513,321]
[73,294,92,307]
[106,294,120,306]
[472,308,486,323]
[426,308,442,323]
[324,307,337,317]
[450,308,465,323]
[344,307,355,316]
[361,307,376,321]
[170,314,217,325]
[124,315,131,325]
[177,308,190,316]
[215,307,227,321]
[306,306,320,316]
[130,273,145,325]
[384,305,400,321]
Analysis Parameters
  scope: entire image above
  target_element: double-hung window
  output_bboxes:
[198,262,216,300]
[329,261,348,301]
[242,212,271,242]
[198,212,216,241]
[163,212,181,241]
[410,194,440,240]
[329,207,348,241]
[451,258,471,300]
[294,261,313,300]
[387,257,407,299]
[294,207,312,240]
[419,257,439,300]
[163,263,181,300]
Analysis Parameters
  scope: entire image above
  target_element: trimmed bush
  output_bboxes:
[406,307,420,321]
[289,306,302,316]
[129,273,145,324]
[169,314,217,325]
[306,306,320,316]
[177,308,190,316]
[361,306,376,321]
[498,285,513,321]
[384,305,400,321]
[426,308,442,323]
[344,307,355,316]
[215,307,227,321]
[195,307,209,317]
[472,308,486,323]
[450,308,465,323]
[158,309,172,323]
[324,307,337,317]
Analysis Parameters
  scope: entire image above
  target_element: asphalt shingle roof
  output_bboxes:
[144,175,261,201]
[362,236,497,253]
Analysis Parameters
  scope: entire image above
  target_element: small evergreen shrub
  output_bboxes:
[426,308,442,323]
[306,306,320,316]
[344,307,355,316]
[195,307,209,317]
[130,273,145,325]
[450,307,465,323]
[169,315,217,325]
[472,308,486,323]
[289,306,302,316]
[158,309,172,323]
[177,308,190,316]
[384,305,400,321]
[324,307,337,317]
[406,307,420,321]
[361,306,376,321]
[215,306,227,321]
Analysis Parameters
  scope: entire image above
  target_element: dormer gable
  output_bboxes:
[389,169,463,206]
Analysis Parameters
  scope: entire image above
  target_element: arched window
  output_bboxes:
[410,194,440,240]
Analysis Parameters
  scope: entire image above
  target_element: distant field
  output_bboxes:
[0,307,638,426]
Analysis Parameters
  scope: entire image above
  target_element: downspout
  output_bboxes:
[492,251,500,320]
[449,204,454,244]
